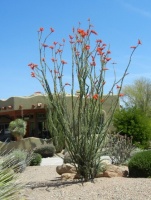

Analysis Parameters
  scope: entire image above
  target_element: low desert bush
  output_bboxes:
[104,133,136,165]
[33,144,56,158]
[29,153,42,166]
[128,150,151,177]
[2,149,31,173]
[64,133,136,166]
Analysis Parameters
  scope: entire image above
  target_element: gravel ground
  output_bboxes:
[18,165,151,200]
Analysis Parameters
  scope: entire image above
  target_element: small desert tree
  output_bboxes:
[9,119,27,141]
[28,20,141,181]
[122,77,151,116]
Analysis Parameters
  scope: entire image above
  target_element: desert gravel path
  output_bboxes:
[18,166,151,200]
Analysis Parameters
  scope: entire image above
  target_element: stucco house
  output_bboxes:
[0,92,119,142]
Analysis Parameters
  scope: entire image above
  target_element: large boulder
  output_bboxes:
[100,156,112,165]
[96,164,128,178]
[61,173,80,180]
[56,163,128,180]
[56,163,77,175]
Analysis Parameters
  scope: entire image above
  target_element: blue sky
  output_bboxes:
[0,0,151,99]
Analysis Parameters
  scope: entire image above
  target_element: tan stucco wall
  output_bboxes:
[0,94,46,111]
[0,137,53,153]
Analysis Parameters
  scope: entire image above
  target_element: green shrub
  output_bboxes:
[113,107,151,149]
[128,150,151,177]
[33,144,56,158]
[29,153,42,166]
[130,147,144,157]
[2,149,31,173]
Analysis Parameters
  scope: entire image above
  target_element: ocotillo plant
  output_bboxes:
[28,20,141,181]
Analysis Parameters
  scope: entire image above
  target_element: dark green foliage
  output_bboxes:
[46,108,65,153]
[29,153,42,166]
[128,150,151,177]
[113,107,151,149]
[33,144,56,158]
[104,133,136,165]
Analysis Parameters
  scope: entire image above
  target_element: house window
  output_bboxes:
[37,113,46,120]
[0,124,10,134]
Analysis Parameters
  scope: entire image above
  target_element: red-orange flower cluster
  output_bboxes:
[77,39,82,43]
[77,29,87,38]
[50,27,54,32]
[90,61,96,66]
[31,72,35,77]
[61,60,67,64]
[65,83,71,86]
[53,42,58,45]
[85,45,90,50]
[91,30,97,35]
[42,44,48,48]
[56,49,63,53]
[100,99,105,103]
[97,47,105,55]
[51,58,57,62]
[93,94,98,100]
[119,93,124,97]
[107,50,111,54]
[105,57,111,62]
[116,85,121,89]
[39,27,44,32]
[49,46,54,49]
[54,70,59,74]
[28,63,38,70]
[69,35,74,39]
[96,39,102,43]
[130,39,142,49]
[138,39,142,45]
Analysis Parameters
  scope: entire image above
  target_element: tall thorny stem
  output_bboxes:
[28,21,141,181]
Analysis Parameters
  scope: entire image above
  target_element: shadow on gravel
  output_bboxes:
[25,177,95,189]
